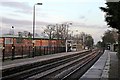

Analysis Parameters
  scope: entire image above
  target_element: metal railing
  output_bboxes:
[2,46,66,61]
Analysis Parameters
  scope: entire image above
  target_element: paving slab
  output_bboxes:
[80,50,110,79]
[109,51,118,79]
[80,50,120,80]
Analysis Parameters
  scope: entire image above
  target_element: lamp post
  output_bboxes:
[32,3,42,57]
[12,26,15,60]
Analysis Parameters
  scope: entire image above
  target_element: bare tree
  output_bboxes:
[44,24,56,39]
[43,23,72,46]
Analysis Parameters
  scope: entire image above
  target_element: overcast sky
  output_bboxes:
[0,0,110,44]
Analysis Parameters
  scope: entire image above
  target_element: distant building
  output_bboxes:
[0,34,64,47]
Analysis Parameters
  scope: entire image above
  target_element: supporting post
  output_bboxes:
[2,38,5,62]
[12,44,15,60]
[66,40,68,52]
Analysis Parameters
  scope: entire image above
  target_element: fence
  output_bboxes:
[2,45,66,61]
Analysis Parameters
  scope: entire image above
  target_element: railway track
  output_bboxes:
[2,50,102,80]
[61,51,101,80]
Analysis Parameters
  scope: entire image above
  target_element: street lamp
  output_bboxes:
[12,26,15,60]
[32,3,42,57]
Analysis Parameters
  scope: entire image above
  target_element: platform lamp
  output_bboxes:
[32,3,42,57]
[12,26,15,60]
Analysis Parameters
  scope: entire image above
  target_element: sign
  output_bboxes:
[5,38,13,44]
[32,40,36,43]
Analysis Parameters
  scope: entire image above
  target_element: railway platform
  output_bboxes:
[80,50,119,80]
[2,50,88,70]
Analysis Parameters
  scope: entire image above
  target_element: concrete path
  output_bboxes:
[109,51,119,79]
[80,50,119,80]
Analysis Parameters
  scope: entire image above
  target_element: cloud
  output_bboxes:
[79,16,85,19]
[2,17,49,26]
[0,0,15,2]
[106,0,120,2]
[1,17,50,34]
[1,2,32,13]
[42,0,105,3]
[68,21,107,29]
